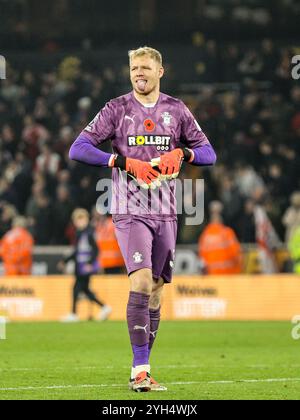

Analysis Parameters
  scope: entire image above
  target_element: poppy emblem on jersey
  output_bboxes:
[144,119,155,132]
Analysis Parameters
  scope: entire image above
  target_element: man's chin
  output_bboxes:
[133,87,150,96]
[132,83,155,94]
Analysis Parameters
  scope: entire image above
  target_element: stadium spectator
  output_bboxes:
[28,194,54,245]
[238,199,256,243]
[0,216,34,275]
[235,165,266,198]
[93,210,125,274]
[198,201,243,275]
[0,178,18,208]
[288,226,300,274]
[21,115,50,161]
[254,200,281,274]
[52,185,75,245]
[282,192,300,245]
[0,203,18,239]
[260,39,278,81]
[1,124,18,157]
[36,143,61,175]
[75,175,99,211]
[219,175,243,233]
[221,44,241,82]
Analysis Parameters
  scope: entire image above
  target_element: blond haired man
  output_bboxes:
[69,47,216,391]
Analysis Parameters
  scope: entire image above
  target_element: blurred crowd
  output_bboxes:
[1,0,299,50]
[0,40,300,250]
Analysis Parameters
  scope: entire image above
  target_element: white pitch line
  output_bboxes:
[0,384,123,391]
[0,366,114,372]
[1,378,300,392]
[170,378,300,385]
[0,365,200,372]
[1,364,300,373]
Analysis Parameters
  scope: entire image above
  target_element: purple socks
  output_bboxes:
[149,306,161,358]
[127,292,161,368]
[127,292,150,367]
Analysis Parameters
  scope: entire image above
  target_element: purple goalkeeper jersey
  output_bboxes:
[81,91,212,219]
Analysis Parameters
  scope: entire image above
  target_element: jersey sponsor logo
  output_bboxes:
[161,111,172,126]
[128,135,170,151]
[144,118,155,132]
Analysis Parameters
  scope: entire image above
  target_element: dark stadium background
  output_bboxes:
[0,0,300,273]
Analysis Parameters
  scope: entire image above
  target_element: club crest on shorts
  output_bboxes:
[133,252,143,264]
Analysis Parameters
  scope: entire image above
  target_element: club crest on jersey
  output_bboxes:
[128,135,170,151]
[161,112,172,126]
[144,118,155,132]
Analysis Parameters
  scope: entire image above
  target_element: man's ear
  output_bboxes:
[159,66,164,79]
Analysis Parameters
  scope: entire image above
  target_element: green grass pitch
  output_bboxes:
[0,321,299,400]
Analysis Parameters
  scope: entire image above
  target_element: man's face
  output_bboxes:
[130,55,164,96]
[74,215,89,230]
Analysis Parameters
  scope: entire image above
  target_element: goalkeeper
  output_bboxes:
[69,46,216,392]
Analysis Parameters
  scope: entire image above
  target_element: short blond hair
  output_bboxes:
[128,46,163,66]
[72,208,89,222]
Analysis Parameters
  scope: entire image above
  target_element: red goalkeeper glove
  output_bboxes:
[111,155,161,190]
[152,148,194,180]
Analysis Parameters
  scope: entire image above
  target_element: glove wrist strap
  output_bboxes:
[112,154,126,170]
[182,147,194,163]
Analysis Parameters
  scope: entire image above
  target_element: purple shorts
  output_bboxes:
[112,215,177,283]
